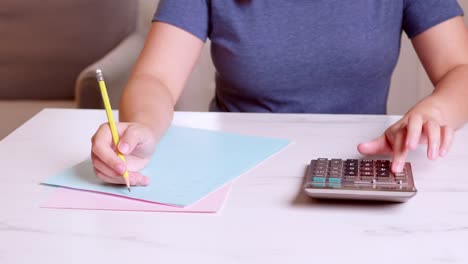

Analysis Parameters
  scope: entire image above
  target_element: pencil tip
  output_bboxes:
[128,187,131,192]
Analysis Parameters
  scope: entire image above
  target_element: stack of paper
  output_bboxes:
[41,126,290,213]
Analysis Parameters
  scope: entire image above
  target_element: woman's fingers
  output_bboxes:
[357,134,393,156]
[94,167,150,186]
[361,97,456,169]
[91,126,127,175]
[405,115,423,150]
[118,124,148,155]
[391,129,408,173]
[91,152,121,178]
[423,120,441,160]
[128,171,151,186]
[439,126,454,157]
[95,167,125,184]
[91,122,154,187]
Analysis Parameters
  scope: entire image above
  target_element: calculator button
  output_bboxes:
[395,172,406,177]
[377,167,389,172]
[316,160,329,165]
[316,162,327,166]
[376,160,390,164]
[361,171,374,177]
[312,177,326,183]
[377,171,390,177]
[331,159,342,164]
[328,178,342,184]
[345,160,358,166]
[315,165,328,171]
[329,171,342,177]
[314,170,327,176]
[316,162,329,167]
[330,165,342,170]
[376,162,390,167]
[376,166,389,172]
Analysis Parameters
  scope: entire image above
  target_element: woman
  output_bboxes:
[91,1,468,186]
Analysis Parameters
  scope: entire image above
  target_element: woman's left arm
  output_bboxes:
[358,16,468,172]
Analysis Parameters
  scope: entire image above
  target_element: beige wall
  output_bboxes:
[388,0,468,114]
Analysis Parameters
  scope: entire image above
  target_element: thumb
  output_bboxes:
[117,125,148,155]
[357,134,393,155]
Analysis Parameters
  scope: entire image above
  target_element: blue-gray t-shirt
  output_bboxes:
[154,0,463,114]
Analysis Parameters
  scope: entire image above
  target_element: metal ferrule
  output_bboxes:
[95,69,104,81]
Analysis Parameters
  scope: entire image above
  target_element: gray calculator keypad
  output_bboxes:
[306,158,415,192]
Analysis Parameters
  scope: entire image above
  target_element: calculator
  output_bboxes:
[304,158,417,202]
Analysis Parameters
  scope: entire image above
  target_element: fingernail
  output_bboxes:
[115,164,125,174]
[119,143,129,154]
[397,162,403,172]
[439,149,447,157]
[400,162,405,171]
[393,161,403,172]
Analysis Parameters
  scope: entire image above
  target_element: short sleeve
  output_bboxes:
[152,0,210,41]
[403,0,464,38]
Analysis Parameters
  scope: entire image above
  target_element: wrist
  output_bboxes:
[423,94,466,129]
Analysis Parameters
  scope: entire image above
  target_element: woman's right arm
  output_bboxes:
[91,22,205,186]
[119,22,205,138]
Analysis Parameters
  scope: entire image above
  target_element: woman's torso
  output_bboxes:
[209,1,403,114]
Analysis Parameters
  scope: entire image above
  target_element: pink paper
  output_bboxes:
[40,184,231,213]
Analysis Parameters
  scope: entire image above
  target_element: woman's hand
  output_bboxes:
[357,96,455,173]
[358,16,468,173]
[91,122,158,186]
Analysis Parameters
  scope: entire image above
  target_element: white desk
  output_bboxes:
[1,109,468,264]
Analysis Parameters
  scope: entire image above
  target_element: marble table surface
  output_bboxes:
[1,109,467,264]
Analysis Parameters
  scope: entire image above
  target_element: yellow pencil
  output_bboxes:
[95,69,131,192]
